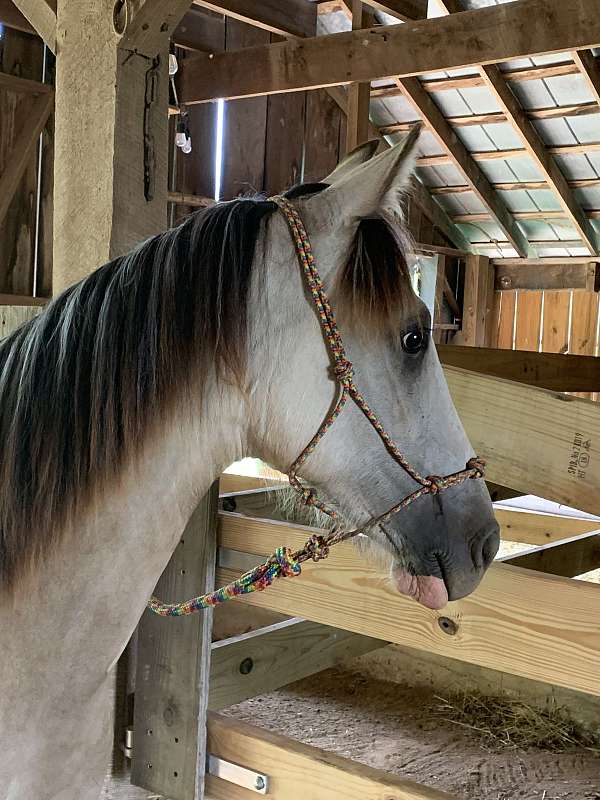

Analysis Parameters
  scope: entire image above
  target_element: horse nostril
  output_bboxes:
[471,524,500,570]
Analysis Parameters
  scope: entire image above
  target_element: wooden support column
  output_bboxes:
[52,0,191,292]
[133,484,219,800]
[346,1,372,153]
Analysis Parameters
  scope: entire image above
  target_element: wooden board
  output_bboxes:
[437,345,600,392]
[496,290,515,349]
[503,530,600,577]
[453,255,493,346]
[206,712,454,800]
[495,507,600,545]
[219,472,286,495]
[541,290,570,353]
[192,0,317,38]
[514,291,541,351]
[0,304,42,338]
[303,89,343,183]
[179,0,600,103]
[209,618,384,710]
[217,513,600,695]
[220,20,269,200]
[496,262,597,292]
[569,291,599,401]
[132,485,219,800]
[444,365,600,515]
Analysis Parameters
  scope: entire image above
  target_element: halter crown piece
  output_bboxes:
[148,197,485,617]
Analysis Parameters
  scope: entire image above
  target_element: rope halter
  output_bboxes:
[147,196,485,617]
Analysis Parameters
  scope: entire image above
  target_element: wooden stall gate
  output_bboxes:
[132,350,600,800]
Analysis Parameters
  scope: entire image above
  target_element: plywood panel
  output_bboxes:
[541,290,570,354]
[514,290,541,351]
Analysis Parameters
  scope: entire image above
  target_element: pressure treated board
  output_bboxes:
[444,366,600,516]
[503,530,600,577]
[496,290,515,349]
[541,290,570,354]
[514,290,542,351]
[218,513,600,695]
[495,507,600,545]
[206,713,454,800]
[209,619,384,710]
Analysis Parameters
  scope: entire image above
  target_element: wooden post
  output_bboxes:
[132,483,219,800]
[52,0,191,293]
[346,1,372,152]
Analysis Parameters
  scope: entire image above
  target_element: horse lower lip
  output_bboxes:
[393,570,449,610]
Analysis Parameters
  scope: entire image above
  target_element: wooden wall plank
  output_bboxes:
[207,712,455,800]
[303,90,343,183]
[217,514,600,695]
[220,20,269,199]
[514,291,541,351]
[133,486,219,800]
[541,290,570,354]
[496,290,515,349]
[571,291,599,356]
[263,88,306,195]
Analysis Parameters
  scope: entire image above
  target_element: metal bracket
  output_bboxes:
[208,754,269,794]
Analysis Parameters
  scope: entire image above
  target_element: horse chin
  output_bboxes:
[392,568,449,610]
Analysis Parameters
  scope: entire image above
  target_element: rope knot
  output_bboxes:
[466,457,486,478]
[333,359,354,385]
[305,534,330,562]
[425,475,444,495]
[272,546,301,578]
[300,487,317,506]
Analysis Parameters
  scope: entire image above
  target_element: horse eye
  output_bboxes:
[401,329,426,354]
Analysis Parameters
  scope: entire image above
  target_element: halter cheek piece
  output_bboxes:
[148,197,485,617]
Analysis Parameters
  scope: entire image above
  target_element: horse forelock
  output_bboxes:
[0,198,276,594]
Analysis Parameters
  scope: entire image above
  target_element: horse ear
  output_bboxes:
[324,139,380,184]
[318,124,422,221]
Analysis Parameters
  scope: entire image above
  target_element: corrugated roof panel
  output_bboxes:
[370,99,402,127]
[543,75,595,106]
[567,114,600,143]
[428,89,473,117]
[437,191,487,215]
[509,79,555,109]
[532,117,576,146]
[497,190,540,213]
[531,52,576,66]
[457,219,509,242]
[418,163,465,186]
[477,123,523,150]
[554,154,599,180]
[379,95,422,122]
[520,218,580,240]
[452,86,501,114]
[453,125,499,151]
[576,186,600,209]
[525,189,563,211]
[477,157,544,183]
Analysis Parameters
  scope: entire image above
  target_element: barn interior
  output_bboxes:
[1,1,600,799]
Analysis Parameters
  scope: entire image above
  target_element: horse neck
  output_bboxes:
[5,383,245,676]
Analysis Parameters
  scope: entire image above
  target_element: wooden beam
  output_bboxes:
[179,3,600,103]
[0,0,35,35]
[410,178,473,253]
[363,0,427,21]
[397,77,532,257]
[0,90,53,227]
[495,507,600,546]
[191,0,317,39]
[503,531,600,577]
[572,50,600,105]
[168,191,215,207]
[0,294,47,307]
[121,0,197,56]
[207,712,455,800]
[12,0,56,52]
[0,71,52,95]
[437,345,600,392]
[217,514,600,695]
[479,64,599,255]
[346,1,372,153]
[133,486,219,798]
[494,261,598,291]
[209,619,384,711]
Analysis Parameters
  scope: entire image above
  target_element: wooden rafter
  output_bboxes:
[432,178,600,193]
[179,0,600,103]
[396,77,532,257]
[572,49,600,105]
[0,0,35,35]
[12,0,56,52]
[362,0,427,21]
[0,89,54,227]
[191,0,317,39]
[479,64,599,255]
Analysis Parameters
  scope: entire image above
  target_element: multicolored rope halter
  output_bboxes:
[148,196,485,617]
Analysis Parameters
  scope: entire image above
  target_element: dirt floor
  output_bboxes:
[224,667,600,800]
[105,665,600,799]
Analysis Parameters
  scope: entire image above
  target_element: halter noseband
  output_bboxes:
[147,197,485,617]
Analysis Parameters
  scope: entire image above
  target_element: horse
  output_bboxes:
[0,127,499,800]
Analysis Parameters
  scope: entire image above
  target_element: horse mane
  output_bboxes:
[0,183,416,594]
[0,198,276,593]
